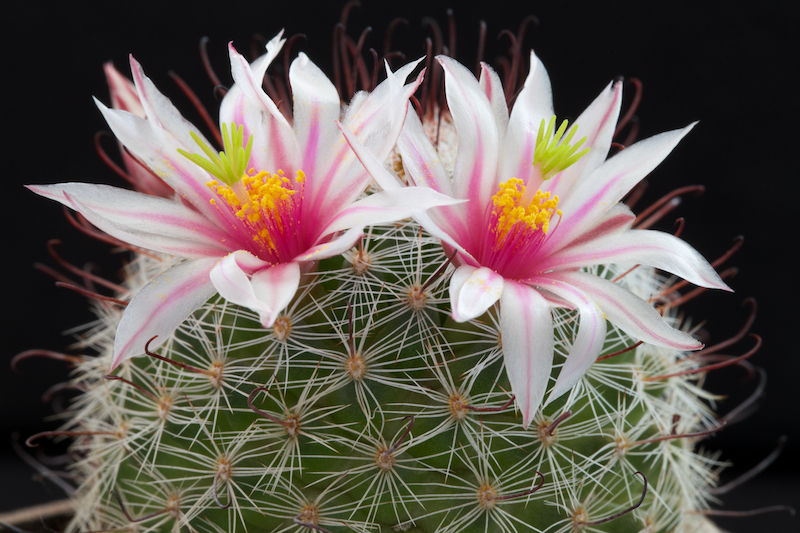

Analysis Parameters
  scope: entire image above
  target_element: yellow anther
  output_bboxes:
[491,178,560,247]
[207,169,304,253]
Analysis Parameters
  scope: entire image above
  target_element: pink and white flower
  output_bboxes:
[342,53,730,428]
[29,32,459,370]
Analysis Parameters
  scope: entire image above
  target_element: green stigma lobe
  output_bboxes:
[533,116,591,180]
[177,123,253,186]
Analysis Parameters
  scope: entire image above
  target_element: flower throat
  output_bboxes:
[178,123,305,256]
[489,116,589,249]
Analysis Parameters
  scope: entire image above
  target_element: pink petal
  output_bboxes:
[319,187,465,237]
[338,120,475,260]
[28,183,237,257]
[548,80,623,199]
[449,265,504,322]
[537,277,607,406]
[294,226,364,262]
[336,121,404,192]
[112,258,219,370]
[303,58,424,236]
[539,228,731,290]
[549,123,696,252]
[500,280,554,428]
[104,62,144,117]
[500,50,553,187]
[438,55,499,224]
[544,271,702,350]
[94,99,236,231]
[479,62,509,147]
[397,108,454,195]
[343,58,425,163]
[289,52,343,194]
[223,41,299,175]
[209,252,299,328]
[129,56,207,151]
[103,63,173,197]
[556,203,635,250]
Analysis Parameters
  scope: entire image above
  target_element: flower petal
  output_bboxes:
[250,262,303,327]
[104,61,145,117]
[294,226,364,262]
[548,80,623,199]
[209,252,299,327]
[397,108,453,195]
[338,119,475,260]
[543,270,702,350]
[295,56,423,237]
[438,55,500,222]
[539,228,730,290]
[550,123,696,251]
[224,40,300,174]
[129,56,206,151]
[344,58,425,163]
[319,186,465,237]
[94,99,235,231]
[450,265,504,322]
[27,183,236,257]
[479,62,509,148]
[500,280,554,428]
[500,50,553,188]
[538,277,607,406]
[290,52,343,187]
[112,258,218,370]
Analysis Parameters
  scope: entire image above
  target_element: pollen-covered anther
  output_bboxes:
[208,361,224,389]
[345,353,366,381]
[375,446,396,471]
[284,413,301,438]
[273,316,292,341]
[448,393,469,421]
[406,284,428,311]
[491,179,560,248]
[476,483,498,511]
[297,504,320,525]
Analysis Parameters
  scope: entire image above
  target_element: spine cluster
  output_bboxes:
[54,220,728,533]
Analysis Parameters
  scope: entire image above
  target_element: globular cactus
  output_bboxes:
[22,15,764,533]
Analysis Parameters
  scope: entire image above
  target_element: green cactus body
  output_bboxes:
[60,219,724,533]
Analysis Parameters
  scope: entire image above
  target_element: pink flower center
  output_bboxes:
[479,178,561,278]
[208,169,306,260]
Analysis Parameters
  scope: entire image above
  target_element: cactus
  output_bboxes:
[48,233,740,533]
[22,15,761,533]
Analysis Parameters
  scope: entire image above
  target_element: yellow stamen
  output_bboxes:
[491,178,560,247]
[207,169,303,251]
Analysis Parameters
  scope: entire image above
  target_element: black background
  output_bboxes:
[3,1,798,531]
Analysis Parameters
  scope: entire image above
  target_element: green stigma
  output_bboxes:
[533,115,590,180]
[177,123,253,186]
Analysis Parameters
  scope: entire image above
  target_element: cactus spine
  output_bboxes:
[55,221,728,533]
